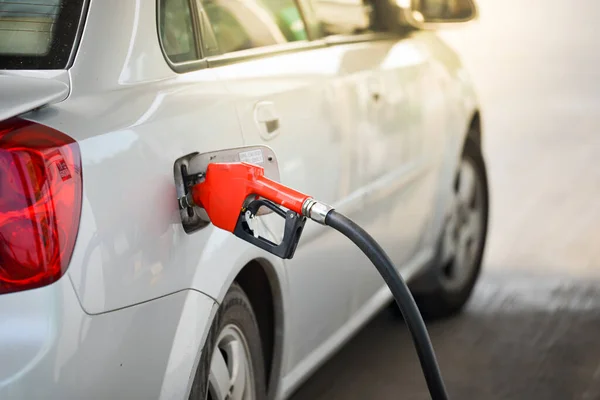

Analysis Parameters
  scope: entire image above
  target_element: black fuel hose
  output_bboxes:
[324,210,449,400]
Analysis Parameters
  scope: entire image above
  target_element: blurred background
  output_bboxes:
[292,0,600,398]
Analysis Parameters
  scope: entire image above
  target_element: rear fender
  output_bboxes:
[0,73,69,121]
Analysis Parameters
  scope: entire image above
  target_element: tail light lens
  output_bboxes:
[0,118,82,295]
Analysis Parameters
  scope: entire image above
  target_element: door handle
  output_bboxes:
[368,82,383,103]
[254,101,281,140]
[264,118,280,134]
[366,74,385,103]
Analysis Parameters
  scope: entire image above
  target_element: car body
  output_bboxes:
[0,0,486,399]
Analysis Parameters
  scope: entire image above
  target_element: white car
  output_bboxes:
[0,0,487,399]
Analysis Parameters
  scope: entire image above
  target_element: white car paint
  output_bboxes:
[0,271,218,399]
[0,0,480,398]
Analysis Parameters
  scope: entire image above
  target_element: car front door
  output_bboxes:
[196,0,382,389]
[346,4,451,312]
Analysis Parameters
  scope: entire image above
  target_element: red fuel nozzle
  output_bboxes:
[191,162,311,233]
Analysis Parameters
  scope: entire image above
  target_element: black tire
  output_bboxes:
[189,283,267,400]
[412,136,489,320]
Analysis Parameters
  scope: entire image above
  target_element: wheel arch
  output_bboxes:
[234,258,285,400]
[465,110,482,150]
[411,108,483,293]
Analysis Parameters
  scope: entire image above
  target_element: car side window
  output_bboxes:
[159,0,199,63]
[307,0,375,38]
[412,0,474,21]
[199,0,308,55]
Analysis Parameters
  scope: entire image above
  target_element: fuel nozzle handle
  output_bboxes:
[188,162,333,234]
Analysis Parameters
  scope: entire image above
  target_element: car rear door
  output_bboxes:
[195,0,381,383]
[348,34,446,309]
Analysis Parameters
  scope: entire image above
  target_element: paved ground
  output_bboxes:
[291,1,600,399]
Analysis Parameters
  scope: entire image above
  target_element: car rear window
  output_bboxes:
[0,0,87,70]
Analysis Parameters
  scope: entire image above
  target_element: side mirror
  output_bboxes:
[399,0,478,29]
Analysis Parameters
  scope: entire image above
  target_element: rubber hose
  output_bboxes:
[324,210,449,400]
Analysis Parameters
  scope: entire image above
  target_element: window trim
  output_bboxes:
[65,0,90,68]
[206,31,402,68]
[206,39,325,68]
[322,31,401,46]
[0,0,90,70]
[156,0,208,73]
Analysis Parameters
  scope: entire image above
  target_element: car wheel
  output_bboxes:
[414,137,489,320]
[189,283,267,400]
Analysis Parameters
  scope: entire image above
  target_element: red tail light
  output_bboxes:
[0,118,82,295]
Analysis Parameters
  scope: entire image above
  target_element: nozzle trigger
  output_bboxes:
[233,199,306,259]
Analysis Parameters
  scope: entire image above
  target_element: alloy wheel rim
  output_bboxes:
[207,324,256,400]
[440,157,485,291]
